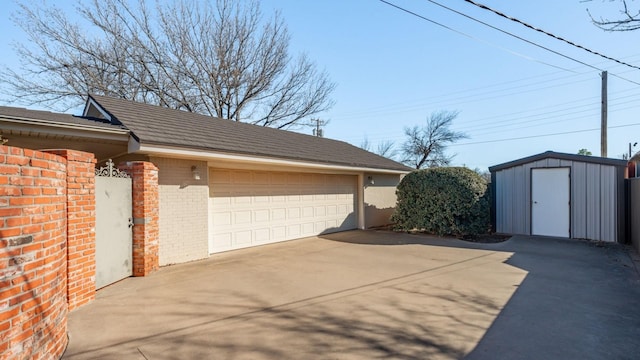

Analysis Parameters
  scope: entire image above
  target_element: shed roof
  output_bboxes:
[489,151,628,172]
[87,94,411,172]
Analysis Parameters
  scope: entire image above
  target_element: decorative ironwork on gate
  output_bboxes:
[95,159,130,178]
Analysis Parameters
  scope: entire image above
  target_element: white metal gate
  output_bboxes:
[95,159,133,289]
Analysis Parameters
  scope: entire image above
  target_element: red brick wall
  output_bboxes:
[47,150,96,310]
[0,146,68,360]
[120,162,159,276]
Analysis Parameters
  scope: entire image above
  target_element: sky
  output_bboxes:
[1,0,639,171]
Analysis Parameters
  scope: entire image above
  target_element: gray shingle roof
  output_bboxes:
[89,95,411,172]
[0,105,125,131]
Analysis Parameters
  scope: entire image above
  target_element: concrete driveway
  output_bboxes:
[62,230,640,359]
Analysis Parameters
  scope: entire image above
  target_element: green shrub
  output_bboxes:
[391,167,490,237]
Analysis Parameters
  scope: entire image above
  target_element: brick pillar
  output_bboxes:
[47,150,96,310]
[119,162,159,276]
[0,146,69,359]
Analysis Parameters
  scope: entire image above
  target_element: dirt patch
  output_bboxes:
[458,233,511,243]
[370,225,510,244]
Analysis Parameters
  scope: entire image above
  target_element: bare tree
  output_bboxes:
[1,0,335,129]
[401,111,467,169]
[587,0,640,31]
[360,137,397,160]
[376,140,397,159]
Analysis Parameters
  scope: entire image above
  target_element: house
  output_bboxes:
[0,95,411,266]
[489,151,628,243]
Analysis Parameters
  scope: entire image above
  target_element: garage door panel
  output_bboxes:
[211,171,231,183]
[253,195,269,203]
[235,211,252,224]
[271,173,286,184]
[272,208,286,220]
[302,222,315,234]
[216,233,232,248]
[254,172,270,184]
[255,209,270,222]
[272,195,286,203]
[272,226,286,239]
[234,196,251,205]
[212,197,231,206]
[235,231,252,245]
[214,213,232,226]
[302,206,314,218]
[208,169,357,253]
[288,224,301,237]
[255,228,270,243]
[233,171,252,183]
[287,207,300,219]
[287,174,301,184]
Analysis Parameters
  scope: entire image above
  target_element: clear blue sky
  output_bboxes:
[1,0,639,171]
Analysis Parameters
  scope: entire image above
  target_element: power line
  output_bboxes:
[460,92,640,131]
[341,97,640,144]
[416,0,600,69]
[416,0,640,86]
[462,0,640,71]
[377,0,575,72]
[450,122,640,146]
[467,101,640,137]
[333,74,596,122]
[333,52,640,122]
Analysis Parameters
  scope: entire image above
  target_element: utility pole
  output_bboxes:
[601,71,608,157]
[312,118,325,137]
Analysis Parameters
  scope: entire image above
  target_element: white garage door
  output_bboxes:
[208,169,357,253]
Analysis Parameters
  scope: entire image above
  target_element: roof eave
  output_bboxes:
[489,150,629,172]
[0,115,130,141]
[133,142,410,174]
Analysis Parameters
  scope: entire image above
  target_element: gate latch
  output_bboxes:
[128,218,134,228]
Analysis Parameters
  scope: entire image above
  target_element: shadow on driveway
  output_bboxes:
[324,231,640,359]
[62,230,640,359]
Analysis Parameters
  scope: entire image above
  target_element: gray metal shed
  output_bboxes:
[489,151,627,242]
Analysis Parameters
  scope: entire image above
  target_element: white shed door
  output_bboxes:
[208,169,357,253]
[531,168,570,237]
